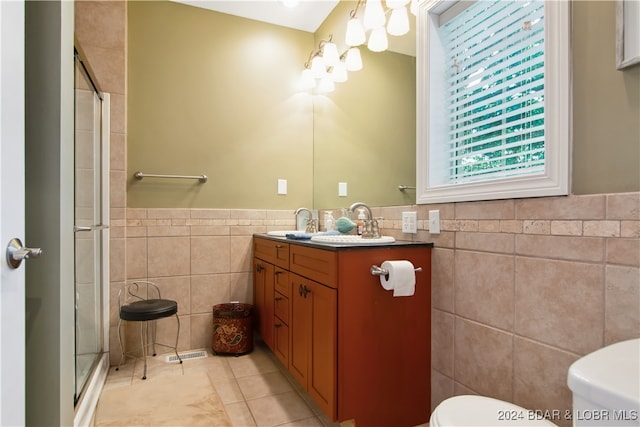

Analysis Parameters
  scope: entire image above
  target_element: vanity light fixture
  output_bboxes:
[301,34,358,93]
[387,4,410,36]
[300,0,416,93]
[345,0,417,51]
[344,47,363,71]
[368,26,388,52]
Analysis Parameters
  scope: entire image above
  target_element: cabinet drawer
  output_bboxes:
[254,237,290,269]
[274,268,289,296]
[274,291,289,324]
[290,245,337,288]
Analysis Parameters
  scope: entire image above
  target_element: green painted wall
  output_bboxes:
[572,1,640,194]
[127,0,417,209]
[128,1,314,208]
[128,1,640,209]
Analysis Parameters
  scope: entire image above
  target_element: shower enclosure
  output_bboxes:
[73,48,110,421]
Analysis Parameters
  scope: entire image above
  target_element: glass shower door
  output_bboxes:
[74,51,106,404]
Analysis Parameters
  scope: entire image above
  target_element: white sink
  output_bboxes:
[310,235,396,245]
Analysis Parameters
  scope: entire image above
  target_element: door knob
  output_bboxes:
[6,238,43,269]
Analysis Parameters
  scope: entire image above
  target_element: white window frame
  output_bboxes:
[417,0,571,204]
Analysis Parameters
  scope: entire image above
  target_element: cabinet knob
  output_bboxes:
[275,323,282,328]
[275,296,283,301]
[256,264,264,273]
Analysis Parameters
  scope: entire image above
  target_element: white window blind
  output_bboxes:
[440,0,546,184]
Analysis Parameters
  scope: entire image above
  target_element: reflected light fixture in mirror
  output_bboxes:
[300,34,360,93]
[299,0,416,93]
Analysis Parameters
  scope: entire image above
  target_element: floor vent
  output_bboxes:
[165,349,208,363]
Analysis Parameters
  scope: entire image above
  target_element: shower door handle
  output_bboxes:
[6,238,43,269]
[74,224,109,232]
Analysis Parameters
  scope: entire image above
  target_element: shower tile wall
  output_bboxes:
[111,209,296,361]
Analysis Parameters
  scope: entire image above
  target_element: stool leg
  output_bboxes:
[151,319,157,357]
[115,318,125,371]
[173,313,182,364]
[140,322,148,380]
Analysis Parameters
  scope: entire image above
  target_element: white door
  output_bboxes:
[0,1,26,425]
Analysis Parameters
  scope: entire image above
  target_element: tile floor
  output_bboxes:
[98,340,340,426]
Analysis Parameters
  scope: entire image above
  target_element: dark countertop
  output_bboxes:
[254,233,434,251]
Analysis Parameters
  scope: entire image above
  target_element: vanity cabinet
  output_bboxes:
[253,235,432,427]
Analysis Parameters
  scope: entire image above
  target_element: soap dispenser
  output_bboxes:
[325,211,335,232]
[356,208,366,235]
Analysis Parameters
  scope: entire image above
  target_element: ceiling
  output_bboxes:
[172,0,341,33]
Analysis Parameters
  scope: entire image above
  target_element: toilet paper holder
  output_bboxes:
[370,264,422,279]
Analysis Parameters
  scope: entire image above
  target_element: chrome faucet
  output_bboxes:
[348,202,380,238]
[294,207,318,233]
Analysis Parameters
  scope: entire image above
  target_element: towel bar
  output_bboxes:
[134,171,207,183]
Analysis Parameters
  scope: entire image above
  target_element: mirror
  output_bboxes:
[127,1,416,210]
[313,1,417,209]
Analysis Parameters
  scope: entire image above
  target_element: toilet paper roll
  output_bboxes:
[379,260,416,297]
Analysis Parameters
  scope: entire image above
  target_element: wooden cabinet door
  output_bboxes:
[307,279,337,419]
[289,273,309,387]
[253,259,275,350]
[273,320,289,368]
[289,273,337,419]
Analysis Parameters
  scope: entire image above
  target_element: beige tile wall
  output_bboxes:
[110,208,296,362]
[373,193,639,427]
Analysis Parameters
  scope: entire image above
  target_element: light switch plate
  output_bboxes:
[429,210,440,234]
[277,179,287,195]
[338,182,348,197]
[402,211,417,233]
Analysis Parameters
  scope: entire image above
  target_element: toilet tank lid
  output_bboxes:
[567,338,640,411]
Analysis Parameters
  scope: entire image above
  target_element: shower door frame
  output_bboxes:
[72,47,110,424]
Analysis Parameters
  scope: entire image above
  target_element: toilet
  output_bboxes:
[568,338,639,427]
[430,338,640,427]
[429,395,557,426]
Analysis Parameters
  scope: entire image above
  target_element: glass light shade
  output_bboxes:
[322,41,340,67]
[345,17,366,46]
[363,0,386,29]
[330,62,348,83]
[280,0,299,7]
[310,55,327,78]
[300,68,316,90]
[368,27,388,52]
[387,7,409,36]
[345,47,363,71]
[410,0,418,16]
[386,0,409,8]
[317,76,335,93]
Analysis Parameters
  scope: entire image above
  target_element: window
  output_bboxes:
[417,0,570,204]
